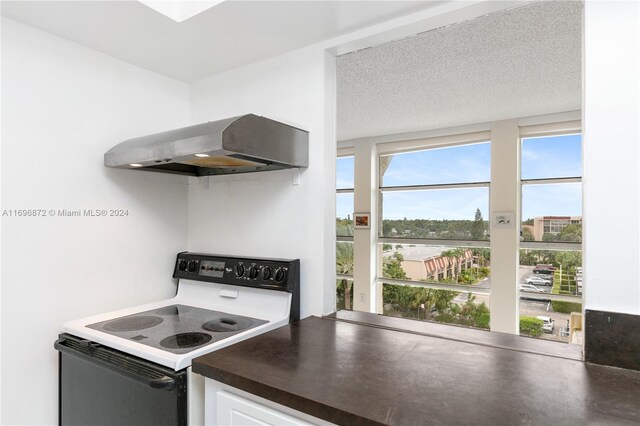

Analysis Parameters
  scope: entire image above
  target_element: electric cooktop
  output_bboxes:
[87,304,266,354]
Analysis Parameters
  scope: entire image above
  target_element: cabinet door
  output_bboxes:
[217,391,313,426]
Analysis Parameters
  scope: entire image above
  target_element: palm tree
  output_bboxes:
[408,287,457,320]
[336,242,354,310]
[471,248,488,267]
[440,250,453,281]
[441,248,465,282]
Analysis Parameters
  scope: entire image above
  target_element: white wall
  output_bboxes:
[583,1,640,315]
[2,1,639,423]
[188,47,337,318]
[1,18,190,425]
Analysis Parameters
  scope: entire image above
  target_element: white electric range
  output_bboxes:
[55,252,299,426]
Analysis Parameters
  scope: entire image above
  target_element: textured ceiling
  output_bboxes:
[337,1,582,141]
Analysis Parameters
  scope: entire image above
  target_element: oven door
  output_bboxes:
[55,333,187,426]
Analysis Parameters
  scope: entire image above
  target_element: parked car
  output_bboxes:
[526,276,552,286]
[534,264,557,271]
[519,284,545,293]
[537,316,555,333]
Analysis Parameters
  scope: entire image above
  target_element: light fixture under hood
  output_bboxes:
[104,114,308,177]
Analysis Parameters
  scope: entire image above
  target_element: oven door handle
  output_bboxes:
[149,375,177,390]
[55,336,177,391]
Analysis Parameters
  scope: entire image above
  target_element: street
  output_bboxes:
[473,265,552,293]
[457,265,574,342]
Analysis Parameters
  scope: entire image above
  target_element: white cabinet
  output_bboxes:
[217,391,312,426]
[204,379,336,426]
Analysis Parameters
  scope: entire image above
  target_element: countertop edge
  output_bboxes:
[192,350,386,426]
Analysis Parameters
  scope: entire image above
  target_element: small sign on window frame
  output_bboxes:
[492,211,515,228]
[354,213,371,229]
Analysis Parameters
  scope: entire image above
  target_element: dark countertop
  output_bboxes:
[328,310,584,360]
[192,314,640,426]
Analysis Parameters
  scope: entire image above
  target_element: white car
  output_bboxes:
[526,276,552,286]
[519,284,545,293]
[537,316,555,333]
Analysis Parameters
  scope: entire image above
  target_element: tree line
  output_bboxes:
[338,208,488,240]
[520,249,581,271]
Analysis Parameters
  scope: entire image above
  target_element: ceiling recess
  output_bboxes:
[137,0,225,23]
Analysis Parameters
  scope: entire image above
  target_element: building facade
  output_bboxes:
[531,216,582,241]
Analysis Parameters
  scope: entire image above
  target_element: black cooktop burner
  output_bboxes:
[160,332,212,349]
[203,317,253,332]
[103,316,163,332]
[87,304,268,354]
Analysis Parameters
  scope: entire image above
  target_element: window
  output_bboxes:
[381,143,491,186]
[336,119,583,346]
[336,244,354,311]
[378,142,491,329]
[380,143,491,241]
[336,156,354,236]
[336,155,354,309]
[380,189,490,239]
[519,133,583,342]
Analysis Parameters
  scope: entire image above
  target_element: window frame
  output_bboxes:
[336,149,354,281]
[335,113,584,340]
[519,129,583,252]
[376,133,492,298]
[517,124,583,339]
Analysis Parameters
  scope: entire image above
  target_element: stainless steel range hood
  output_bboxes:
[104,114,308,176]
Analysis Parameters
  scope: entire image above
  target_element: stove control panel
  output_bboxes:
[173,252,299,297]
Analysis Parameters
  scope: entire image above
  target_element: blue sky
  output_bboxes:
[381,142,491,187]
[381,189,489,221]
[336,156,355,189]
[521,134,582,180]
[521,134,582,219]
[337,135,582,221]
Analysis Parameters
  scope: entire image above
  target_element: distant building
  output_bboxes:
[532,216,582,241]
[386,246,474,281]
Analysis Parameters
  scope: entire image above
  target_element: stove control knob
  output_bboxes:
[178,260,187,271]
[235,264,245,277]
[274,268,286,283]
[187,260,197,272]
[261,266,272,280]
[248,265,259,279]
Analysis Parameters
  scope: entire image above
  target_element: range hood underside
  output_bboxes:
[144,157,296,176]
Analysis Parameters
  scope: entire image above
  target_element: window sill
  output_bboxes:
[326,309,583,361]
